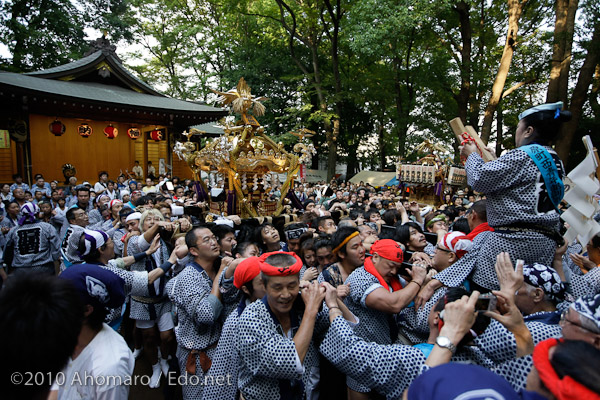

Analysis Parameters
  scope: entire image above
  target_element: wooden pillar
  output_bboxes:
[143,129,149,180]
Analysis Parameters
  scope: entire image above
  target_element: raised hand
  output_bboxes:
[415,282,436,309]
[320,282,339,309]
[570,253,596,273]
[494,252,523,295]
[302,267,319,282]
[336,284,350,300]
[440,291,480,339]
[301,281,326,313]
[146,235,161,255]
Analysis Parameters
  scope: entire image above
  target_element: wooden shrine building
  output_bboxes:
[0,37,227,184]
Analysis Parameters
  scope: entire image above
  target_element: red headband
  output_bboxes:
[441,232,472,259]
[233,257,261,289]
[259,251,303,276]
[109,199,123,209]
[532,338,600,400]
[371,239,403,264]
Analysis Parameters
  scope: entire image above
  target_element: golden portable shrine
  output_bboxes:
[174,78,315,218]
[397,140,466,205]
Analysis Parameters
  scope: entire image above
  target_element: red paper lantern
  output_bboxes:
[78,123,92,138]
[127,127,141,140]
[150,129,163,141]
[104,124,118,139]
[49,119,65,136]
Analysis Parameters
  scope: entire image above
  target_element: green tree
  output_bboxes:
[347,0,452,159]
[0,0,87,72]
[229,0,354,180]
[81,0,136,42]
[0,0,135,72]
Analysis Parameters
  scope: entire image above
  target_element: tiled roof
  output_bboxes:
[0,72,226,114]
[188,122,225,135]
[24,50,162,96]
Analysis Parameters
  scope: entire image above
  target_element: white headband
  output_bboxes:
[125,212,142,222]
[81,229,109,256]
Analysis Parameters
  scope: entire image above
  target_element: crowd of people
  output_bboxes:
[2,102,600,400]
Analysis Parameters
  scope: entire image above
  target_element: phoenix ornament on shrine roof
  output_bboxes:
[211,77,268,118]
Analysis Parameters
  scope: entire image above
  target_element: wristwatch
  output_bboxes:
[435,336,457,354]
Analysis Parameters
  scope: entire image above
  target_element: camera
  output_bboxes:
[475,293,497,312]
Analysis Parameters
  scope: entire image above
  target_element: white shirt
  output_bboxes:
[132,165,143,179]
[106,189,117,200]
[56,323,134,400]
[142,185,157,194]
[94,182,108,195]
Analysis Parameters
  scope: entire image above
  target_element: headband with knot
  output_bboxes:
[259,251,303,276]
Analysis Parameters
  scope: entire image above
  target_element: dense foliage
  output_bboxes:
[1,0,598,176]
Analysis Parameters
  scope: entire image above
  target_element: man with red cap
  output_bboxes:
[321,252,539,400]
[204,257,266,400]
[344,238,428,398]
[237,251,355,400]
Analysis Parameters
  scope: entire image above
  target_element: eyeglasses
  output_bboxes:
[435,244,452,253]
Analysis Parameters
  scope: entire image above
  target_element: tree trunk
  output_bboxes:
[393,31,416,158]
[469,0,486,128]
[378,123,385,171]
[496,100,503,155]
[454,1,472,124]
[346,141,360,179]
[554,21,600,165]
[546,0,579,104]
[480,0,525,144]
[309,42,338,181]
[273,0,338,180]
[327,120,339,181]
[557,0,578,104]
[323,0,344,181]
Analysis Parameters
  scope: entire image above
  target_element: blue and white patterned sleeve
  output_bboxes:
[320,316,426,399]
[174,278,222,326]
[237,307,304,380]
[104,262,150,297]
[88,209,102,226]
[316,270,324,284]
[112,230,125,257]
[300,265,307,280]
[48,224,60,261]
[424,242,435,257]
[473,320,517,364]
[569,267,600,297]
[433,250,477,288]
[465,151,529,194]
[563,242,584,276]
[126,235,146,260]
[218,267,239,306]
